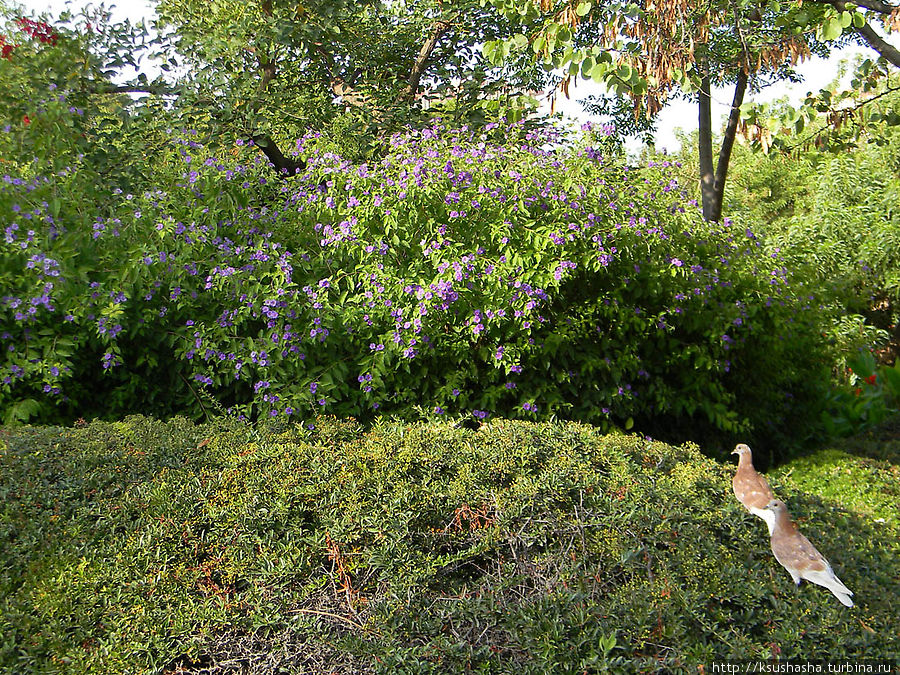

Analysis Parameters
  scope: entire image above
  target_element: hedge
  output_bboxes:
[1,415,897,673]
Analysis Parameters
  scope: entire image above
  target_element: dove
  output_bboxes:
[731,443,776,534]
[764,499,854,608]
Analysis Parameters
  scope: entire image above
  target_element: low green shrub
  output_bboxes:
[721,115,900,370]
[1,416,896,673]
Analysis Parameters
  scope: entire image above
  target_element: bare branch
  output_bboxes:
[398,19,452,102]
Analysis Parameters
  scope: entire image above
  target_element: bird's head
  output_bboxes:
[764,499,787,513]
[731,443,751,456]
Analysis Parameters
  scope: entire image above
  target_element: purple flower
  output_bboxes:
[101,352,121,370]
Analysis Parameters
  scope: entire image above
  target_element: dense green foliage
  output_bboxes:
[653,97,900,369]
[154,0,542,137]
[728,122,900,328]
[1,416,897,673]
[2,2,900,672]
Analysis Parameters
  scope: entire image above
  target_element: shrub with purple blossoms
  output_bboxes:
[0,102,831,448]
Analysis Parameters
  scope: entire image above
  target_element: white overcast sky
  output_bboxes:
[22,0,896,151]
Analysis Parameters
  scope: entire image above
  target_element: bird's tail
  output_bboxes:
[805,569,854,607]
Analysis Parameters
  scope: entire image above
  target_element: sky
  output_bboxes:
[23,0,895,151]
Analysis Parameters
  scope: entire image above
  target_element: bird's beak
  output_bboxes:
[730,448,739,455]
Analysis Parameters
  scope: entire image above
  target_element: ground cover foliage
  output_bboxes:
[1,94,835,455]
[0,416,897,673]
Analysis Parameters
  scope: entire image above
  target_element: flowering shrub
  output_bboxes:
[0,99,832,447]
[13,17,59,45]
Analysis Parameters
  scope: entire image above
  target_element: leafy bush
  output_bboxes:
[1,93,834,452]
[721,104,900,369]
[822,350,900,437]
[1,416,897,673]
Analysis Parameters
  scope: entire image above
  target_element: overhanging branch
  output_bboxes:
[828,0,900,68]
[398,19,452,102]
[853,16,900,68]
[807,0,897,14]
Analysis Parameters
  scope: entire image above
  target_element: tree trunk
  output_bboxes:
[710,69,749,222]
[698,56,717,221]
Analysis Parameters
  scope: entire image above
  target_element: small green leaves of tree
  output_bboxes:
[739,59,900,155]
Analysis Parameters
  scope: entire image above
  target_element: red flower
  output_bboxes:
[854,387,862,396]
[14,17,58,45]
[865,374,877,385]
[23,114,31,126]
[0,35,16,59]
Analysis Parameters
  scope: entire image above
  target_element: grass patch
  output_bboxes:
[1,415,897,673]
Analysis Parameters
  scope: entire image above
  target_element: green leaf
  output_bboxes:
[820,17,843,40]
[509,33,528,52]
[576,1,592,16]
[581,56,595,77]
[589,62,609,83]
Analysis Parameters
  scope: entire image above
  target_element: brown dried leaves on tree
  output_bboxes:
[543,0,811,119]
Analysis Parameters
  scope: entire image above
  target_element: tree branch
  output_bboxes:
[821,0,900,68]
[398,19,452,103]
[807,0,898,14]
[780,80,900,152]
[250,135,307,175]
[240,0,307,176]
[852,0,898,13]
[712,68,749,222]
[853,16,900,68]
